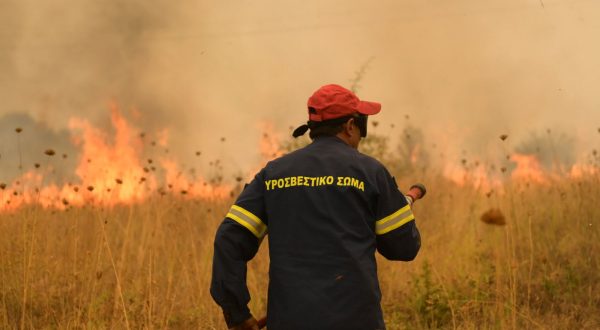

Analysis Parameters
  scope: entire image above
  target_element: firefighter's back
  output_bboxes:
[262,136,386,330]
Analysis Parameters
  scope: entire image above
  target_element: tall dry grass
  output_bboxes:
[1,131,599,329]
[0,197,243,329]
[1,174,598,329]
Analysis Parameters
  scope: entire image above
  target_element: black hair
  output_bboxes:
[308,114,368,140]
[292,112,369,139]
[309,123,344,139]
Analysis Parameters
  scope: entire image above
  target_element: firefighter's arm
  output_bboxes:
[210,218,260,328]
[373,167,421,261]
[211,169,268,328]
[376,219,421,261]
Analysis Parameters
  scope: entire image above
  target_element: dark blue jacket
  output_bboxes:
[211,136,421,330]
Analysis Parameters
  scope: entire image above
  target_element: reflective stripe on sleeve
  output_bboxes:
[375,204,415,235]
[226,205,267,239]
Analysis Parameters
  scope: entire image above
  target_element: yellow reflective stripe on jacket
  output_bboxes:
[226,205,267,239]
[375,204,414,235]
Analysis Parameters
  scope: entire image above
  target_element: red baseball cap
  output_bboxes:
[306,84,381,121]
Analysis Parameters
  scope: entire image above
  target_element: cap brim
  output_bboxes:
[357,101,381,116]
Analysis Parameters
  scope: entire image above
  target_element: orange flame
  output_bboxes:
[569,163,599,178]
[0,105,231,212]
[510,153,548,184]
[443,162,503,192]
[2,114,598,210]
[68,104,151,204]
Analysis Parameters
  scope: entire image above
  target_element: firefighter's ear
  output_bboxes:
[343,118,356,136]
[340,118,361,148]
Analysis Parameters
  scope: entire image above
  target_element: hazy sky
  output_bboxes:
[1,0,599,178]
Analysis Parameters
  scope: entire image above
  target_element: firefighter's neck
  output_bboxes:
[336,119,361,149]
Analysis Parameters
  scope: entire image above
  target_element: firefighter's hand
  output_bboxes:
[229,316,259,330]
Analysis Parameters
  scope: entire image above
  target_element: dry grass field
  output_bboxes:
[1,126,599,329]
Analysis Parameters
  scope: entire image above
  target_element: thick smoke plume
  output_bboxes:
[1,0,599,181]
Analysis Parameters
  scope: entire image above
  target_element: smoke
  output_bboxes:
[0,113,77,183]
[1,0,599,181]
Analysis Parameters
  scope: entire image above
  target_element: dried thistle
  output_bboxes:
[480,208,506,226]
[15,127,22,133]
[195,151,201,156]
[44,149,56,156]
[62,199,69,206]
[34,163,40,169]
[500,134,508,141]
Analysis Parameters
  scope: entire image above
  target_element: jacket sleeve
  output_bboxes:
[373,167,421,261]
[210,170,268,328]
[211,219,260,327]
[376,219,421,261]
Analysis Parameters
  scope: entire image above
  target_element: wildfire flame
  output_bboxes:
[509,153,548,184]
[443,162,503,192]
[1,110,598,212]
[0,106,231,212]
[441,150,599,191]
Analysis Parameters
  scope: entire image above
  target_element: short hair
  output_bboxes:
[308,114,368,140]
[309,123,344,140]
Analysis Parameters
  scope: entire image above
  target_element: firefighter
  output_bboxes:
[211,84,421,330]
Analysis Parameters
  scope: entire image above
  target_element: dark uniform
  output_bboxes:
[211,136,421,330]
